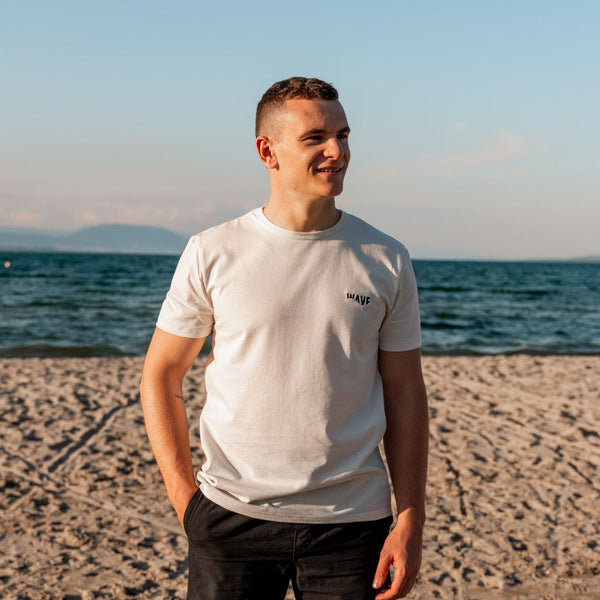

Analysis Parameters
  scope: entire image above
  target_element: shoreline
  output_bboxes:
[2,350,600,359]
[1,355,599,598]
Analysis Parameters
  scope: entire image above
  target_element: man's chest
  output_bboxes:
[203,242,395,339]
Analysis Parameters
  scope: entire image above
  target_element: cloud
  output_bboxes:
[81,210,101,224]
[381,130,530,178]
[433,131,526,172]
[8,211,45,226]
[76,201,183,227]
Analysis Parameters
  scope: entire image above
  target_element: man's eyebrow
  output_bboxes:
[301,126,351,137]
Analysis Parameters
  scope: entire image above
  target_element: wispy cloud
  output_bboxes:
[81,211,101,224]
[8,211,45,226]
[77,202,183,227]
[381,130,531,178]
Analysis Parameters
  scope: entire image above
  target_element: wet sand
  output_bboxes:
[1,355,599,599]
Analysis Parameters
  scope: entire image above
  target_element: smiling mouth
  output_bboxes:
[316,167,343,173]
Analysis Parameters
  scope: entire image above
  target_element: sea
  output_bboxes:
[1,252,599,357]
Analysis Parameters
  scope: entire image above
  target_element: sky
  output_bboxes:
[2,1,599,259]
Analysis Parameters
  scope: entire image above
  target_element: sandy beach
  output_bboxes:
[1,355,599,599]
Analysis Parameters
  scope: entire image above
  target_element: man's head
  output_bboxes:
[256,77,339,139]
[255,77,350,203]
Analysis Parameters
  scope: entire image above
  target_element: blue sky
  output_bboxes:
[2,1,598,259]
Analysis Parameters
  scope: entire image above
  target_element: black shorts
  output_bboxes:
[184,489,393,600]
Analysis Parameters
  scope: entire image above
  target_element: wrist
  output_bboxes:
[395,505,426,528]
[170,481,199,516]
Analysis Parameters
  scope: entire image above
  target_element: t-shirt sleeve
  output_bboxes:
[378,246,422,352]
[156,236,214,338]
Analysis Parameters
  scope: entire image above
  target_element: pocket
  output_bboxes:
[183,488,202,535]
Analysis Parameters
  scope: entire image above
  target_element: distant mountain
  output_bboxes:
[0,224,188,254]
[567,255,600,263]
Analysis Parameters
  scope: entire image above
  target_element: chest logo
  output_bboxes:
[346,292,371,306]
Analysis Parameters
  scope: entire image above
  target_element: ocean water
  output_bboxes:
[1,252,599,357]
[414,260,600,355]
[0,253,178,357]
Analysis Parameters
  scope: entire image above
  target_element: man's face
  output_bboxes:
[268,99,351,201]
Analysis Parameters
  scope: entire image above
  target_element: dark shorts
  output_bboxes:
[184,489,393,600]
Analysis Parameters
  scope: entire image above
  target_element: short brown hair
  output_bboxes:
[255,77,339,137]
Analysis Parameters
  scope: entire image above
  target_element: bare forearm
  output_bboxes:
[376,394,427,597]
[373,349,429,598]
[139,329,206,526]
[140,372,197,517]
[383,382,429,520]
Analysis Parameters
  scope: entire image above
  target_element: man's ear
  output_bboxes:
[256,136,278,169]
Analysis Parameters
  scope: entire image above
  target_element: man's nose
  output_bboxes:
[324,136,344,158]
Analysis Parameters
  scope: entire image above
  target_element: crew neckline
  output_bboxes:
[253,207,346,240]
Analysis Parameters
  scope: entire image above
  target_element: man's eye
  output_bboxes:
[337,133,349,140]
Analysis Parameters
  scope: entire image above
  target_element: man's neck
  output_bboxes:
[263,195,340,232]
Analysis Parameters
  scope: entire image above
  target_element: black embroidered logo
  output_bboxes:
[346,292,371,306]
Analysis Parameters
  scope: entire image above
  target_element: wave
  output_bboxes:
[422,344,600,356]
[0,343,129,358]
[421,321,468,330]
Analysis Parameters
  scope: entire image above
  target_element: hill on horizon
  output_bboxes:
[567,254,600,263]
[0,224,188,254]
[0,224,598,262]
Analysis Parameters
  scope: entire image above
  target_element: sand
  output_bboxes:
[1,355,599,599]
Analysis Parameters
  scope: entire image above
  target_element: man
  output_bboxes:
[140,77,428,600]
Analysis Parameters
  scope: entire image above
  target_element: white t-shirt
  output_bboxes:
[157,208,421,523]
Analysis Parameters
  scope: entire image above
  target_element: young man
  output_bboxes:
[140,77,428,600]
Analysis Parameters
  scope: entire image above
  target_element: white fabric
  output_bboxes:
[157,208,421,523]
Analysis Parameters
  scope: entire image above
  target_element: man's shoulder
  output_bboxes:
[188,208,260,246]
[342,212,410,256]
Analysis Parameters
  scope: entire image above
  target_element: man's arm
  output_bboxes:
[140,327,207,528]
[373,348,429,600]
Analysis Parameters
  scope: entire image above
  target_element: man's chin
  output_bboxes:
[320,181,344,196]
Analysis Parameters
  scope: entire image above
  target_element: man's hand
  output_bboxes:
[372,509,424,599]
